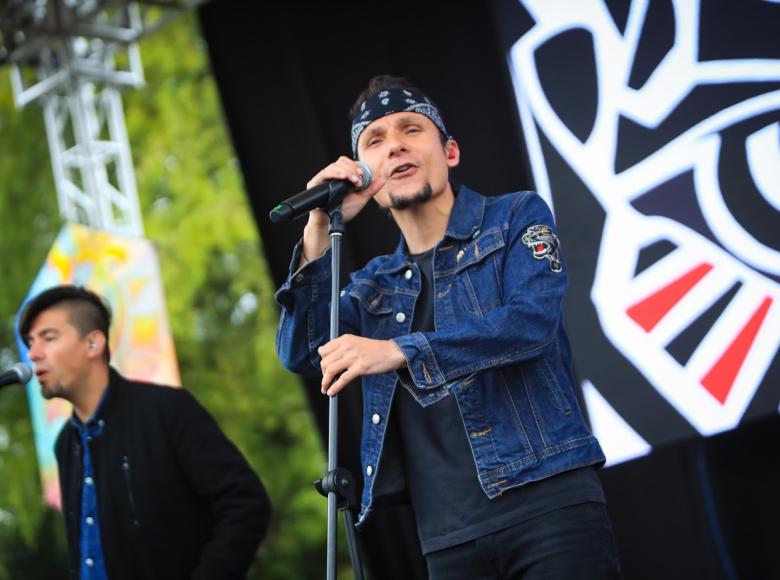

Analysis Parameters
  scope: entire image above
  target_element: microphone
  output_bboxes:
[269,161,372,223]
[0,362,33,389]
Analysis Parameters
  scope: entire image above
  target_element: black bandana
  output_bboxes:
[351,88,449,156]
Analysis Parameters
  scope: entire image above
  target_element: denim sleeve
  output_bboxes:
[274,241,360,376]
[392,192,568,391]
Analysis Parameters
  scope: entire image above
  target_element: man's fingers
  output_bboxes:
[321,368,349,395]
[317,336,403,395]
[326,368,357,397]
[318,334,352,357]
[319,344,347,371]
[320,364,339,392]
[307,158,364,190]
[320,346,363,395]
[320,353,348,392]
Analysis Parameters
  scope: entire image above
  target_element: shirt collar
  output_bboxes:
[71,382,110,436]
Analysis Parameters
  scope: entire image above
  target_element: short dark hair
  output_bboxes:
[349,74,449,147]
[19,285,112,362]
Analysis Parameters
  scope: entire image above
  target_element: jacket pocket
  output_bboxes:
[122,456,141,528]
[451,229,506,317]
[348,280,394,315]
[347,280,396,338]
[452,229,505,273]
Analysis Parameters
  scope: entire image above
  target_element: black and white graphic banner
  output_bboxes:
[498,0,780,464]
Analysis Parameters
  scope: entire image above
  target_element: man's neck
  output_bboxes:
[392,187,455,254]
[72,365,110,422]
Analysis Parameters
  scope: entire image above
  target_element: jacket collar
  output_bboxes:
[70,382,110,435]
[68,367,128,432]
[377,185,484,274]
[444,185,485,241]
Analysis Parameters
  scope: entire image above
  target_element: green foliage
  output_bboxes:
[0,36,65,578]
[0,12,347,579]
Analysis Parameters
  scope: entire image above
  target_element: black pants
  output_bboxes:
[425,502,622,580]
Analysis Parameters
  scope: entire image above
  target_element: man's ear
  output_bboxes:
[445,138,461,168]
[86,331,106,359]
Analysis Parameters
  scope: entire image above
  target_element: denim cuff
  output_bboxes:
[392,332,446,389]
[274,241,332,307]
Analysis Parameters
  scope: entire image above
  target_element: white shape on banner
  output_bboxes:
[746,122,780,212]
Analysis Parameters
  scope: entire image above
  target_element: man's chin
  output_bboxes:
[388,182,433,210]
[39,383,61,400]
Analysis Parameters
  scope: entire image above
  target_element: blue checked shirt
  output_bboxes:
[72,388,109,580]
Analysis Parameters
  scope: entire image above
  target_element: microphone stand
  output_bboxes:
[313,203,364,580]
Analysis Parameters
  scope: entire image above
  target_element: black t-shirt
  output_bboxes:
[391,247,605,554]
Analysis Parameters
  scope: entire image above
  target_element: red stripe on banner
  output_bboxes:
[701,296,773,405]
[627,263,714,332]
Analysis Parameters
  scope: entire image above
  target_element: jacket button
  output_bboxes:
[340,290,346,297]
[371,413,381,425]
[366,465,374,476]
[395,312,406,323]
[295,273,304,283]
[404,269,412,280]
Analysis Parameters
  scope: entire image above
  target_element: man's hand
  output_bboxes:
[318,335,406,396]
[306,156,385,223]
[299,157,386,269]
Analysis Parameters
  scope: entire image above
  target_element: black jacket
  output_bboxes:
[55,369,271,579]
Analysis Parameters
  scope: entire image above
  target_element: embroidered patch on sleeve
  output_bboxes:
[521,225,563,272]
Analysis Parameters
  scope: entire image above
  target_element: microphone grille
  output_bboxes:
[13,362,33,384]
[355,161,373,190]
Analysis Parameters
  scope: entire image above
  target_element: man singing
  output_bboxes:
[275,75,621,578]
[20,285,270,579]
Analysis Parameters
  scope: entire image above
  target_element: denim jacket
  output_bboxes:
[275,186,605,526]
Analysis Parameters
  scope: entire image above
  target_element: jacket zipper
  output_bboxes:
[121,455,141,528]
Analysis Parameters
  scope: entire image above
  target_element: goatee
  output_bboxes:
[388,182,433,210]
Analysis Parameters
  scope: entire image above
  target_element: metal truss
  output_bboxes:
[42,79,144,234]
[0,0,204,235]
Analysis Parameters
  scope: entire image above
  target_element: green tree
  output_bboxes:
[0,12,347,579]
[0,43,67,580]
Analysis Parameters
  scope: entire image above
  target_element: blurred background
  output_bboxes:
[0,1,778,579]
